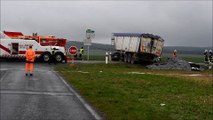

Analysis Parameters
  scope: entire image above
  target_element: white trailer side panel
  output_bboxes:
[155,39,164,56]
[140,37,164,56]
[128,37,140,52]
[140,37,151,53]
[122,36,130,51]
[115,37,123,50]
[114,36,140,52]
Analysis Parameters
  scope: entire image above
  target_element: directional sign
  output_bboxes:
[86,29,95,33]
[86,29,95,39]
[69,46,78,55]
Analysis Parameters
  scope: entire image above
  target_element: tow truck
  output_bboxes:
[0,31,67,62]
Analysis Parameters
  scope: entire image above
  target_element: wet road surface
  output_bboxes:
[0,62,101,120]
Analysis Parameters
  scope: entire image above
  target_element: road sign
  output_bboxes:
[85,29,95,61]
[86,29,95,39]
[69,46,78,55]
[86,29,95,33]
[84,38,92,46]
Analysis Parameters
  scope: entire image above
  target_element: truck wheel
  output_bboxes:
[42,53,51,62]
[124,54,128,63]
[111,52,120,61]
[130,57,135,64]
[130,54,136,64]
[127,54,131,63]
[55,52,64,63]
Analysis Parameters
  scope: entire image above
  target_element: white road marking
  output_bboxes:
[0,70,9,82]
[54,71,103,120]
[0,90,74,96]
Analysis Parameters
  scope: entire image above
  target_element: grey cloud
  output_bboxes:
[1,1,212,47]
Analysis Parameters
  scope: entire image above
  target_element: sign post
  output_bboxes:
[68,46,78,63]
[84,29,95,61]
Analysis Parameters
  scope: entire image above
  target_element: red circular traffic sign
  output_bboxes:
[69,46,78,55]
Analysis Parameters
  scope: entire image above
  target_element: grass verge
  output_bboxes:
[161,54,204,63]
[56,63,213,120]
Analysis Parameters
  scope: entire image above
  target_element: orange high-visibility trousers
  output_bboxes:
[25,47,35,75]
[25,63,34,74]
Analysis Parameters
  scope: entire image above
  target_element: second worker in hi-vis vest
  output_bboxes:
[79,47,84,59]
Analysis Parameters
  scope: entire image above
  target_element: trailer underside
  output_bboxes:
[111,51,159,64]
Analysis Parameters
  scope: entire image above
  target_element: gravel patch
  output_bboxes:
[147,57,191,71]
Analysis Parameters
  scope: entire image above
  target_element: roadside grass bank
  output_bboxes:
[161,54,204,63]
[69,54,204,63]
[55,63,213,120]
[67,55,105,61]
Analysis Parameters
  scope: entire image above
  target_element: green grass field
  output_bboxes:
[162,54,204,63]
[56,63,213,120]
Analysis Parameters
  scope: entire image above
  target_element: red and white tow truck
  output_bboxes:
[0,31,67,62]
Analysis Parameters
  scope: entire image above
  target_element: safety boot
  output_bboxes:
[25,73,28,76]
[30,73,33,76]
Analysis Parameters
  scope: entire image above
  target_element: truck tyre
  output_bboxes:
[130,57,135,64]
[55,52,64,63]
[130,54,136,64]
[42,52,51,62]
[124,54,128,63]
[111,52,120,61]
[127,54,131,63]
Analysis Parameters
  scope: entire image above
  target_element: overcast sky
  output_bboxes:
[1,0,212,47]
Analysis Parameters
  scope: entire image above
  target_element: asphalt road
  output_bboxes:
[0,62,101,120]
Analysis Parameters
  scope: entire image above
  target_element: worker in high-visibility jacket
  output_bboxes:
[25,45,35,76]
[79,47,84,59]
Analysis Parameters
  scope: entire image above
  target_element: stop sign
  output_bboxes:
[69,46,78,55]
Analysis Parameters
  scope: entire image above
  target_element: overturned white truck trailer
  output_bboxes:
[111,33,164,63]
